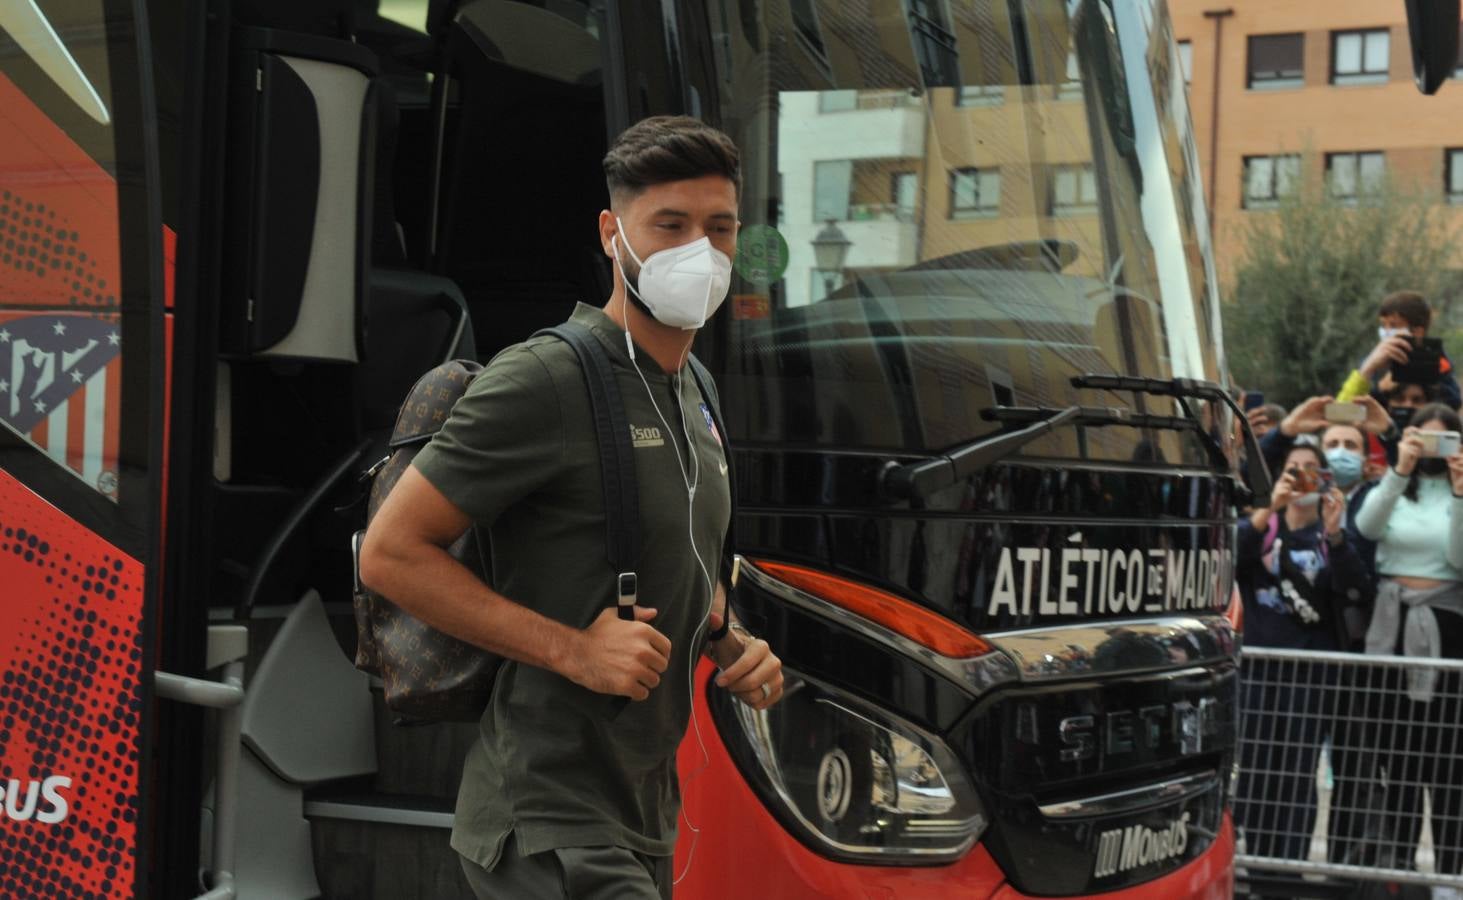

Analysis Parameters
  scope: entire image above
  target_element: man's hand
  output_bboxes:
[707,612,784,710]
[1321,487,1346,539]
[1271,469,1298,510]
[1361,335,1412,379]
[1358,395,1392,435]
[565,606,671,701]
[1396,426,1424,477]
[1279,396,1332,438]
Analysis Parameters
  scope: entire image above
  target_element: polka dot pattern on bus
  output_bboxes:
[0,470,144,899]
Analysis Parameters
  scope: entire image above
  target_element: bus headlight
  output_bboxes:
[711,670,987,862]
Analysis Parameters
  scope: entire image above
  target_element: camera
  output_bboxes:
[1416,430,1461,458]
[1392,336,1444,386]
[1286,466,1331,494]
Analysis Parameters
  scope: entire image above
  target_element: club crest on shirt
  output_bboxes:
[699,403,722,447]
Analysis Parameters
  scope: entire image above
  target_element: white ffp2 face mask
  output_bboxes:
[613,217,733,330]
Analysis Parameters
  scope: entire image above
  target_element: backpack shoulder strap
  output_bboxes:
[686,353,738,640]
[1261,512,1281,558]
[535,323,640,584]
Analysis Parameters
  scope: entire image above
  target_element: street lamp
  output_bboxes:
[810,218,852,300]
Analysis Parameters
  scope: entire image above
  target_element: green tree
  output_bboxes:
[1223,165,1460,409]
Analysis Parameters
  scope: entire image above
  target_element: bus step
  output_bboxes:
[306,788,471,898]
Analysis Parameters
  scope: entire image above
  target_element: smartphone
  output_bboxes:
[1287,466,1323,494]
[1242,390,1265,411]
[1393,337,1444,386]
[1324,401,1366,424]
[1417,430,1462,458]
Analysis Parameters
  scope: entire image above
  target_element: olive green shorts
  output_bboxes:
[459,832,672,900]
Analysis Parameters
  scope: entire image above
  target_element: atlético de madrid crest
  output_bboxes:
[0,314,122,495]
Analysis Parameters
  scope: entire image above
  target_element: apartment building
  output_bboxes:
[1170,0,1463,277]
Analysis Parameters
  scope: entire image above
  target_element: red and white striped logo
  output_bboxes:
[0,313,121,498]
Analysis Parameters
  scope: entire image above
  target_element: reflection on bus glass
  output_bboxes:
[0,13,126,501]
[708,0,1225,467]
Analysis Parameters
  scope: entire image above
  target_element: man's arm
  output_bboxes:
[359,466,672,701]
[700,581,784,710]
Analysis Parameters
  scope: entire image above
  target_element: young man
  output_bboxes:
[1259,394,1390,484]
[1341,290,1460,408]
[359,116,783,900]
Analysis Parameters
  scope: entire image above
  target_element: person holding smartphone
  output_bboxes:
[1335,404,1463,876]
[1339,290,1460,408]
[1234,443,1366,862]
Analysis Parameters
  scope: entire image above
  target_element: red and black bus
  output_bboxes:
[0,0,1340,896]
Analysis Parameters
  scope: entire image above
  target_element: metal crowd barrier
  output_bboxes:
[1236,646,1463,889]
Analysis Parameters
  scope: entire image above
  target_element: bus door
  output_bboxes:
[0,0,168,896]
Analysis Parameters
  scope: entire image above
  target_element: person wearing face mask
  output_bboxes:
[1334,404,1463,878]
[1234,444,1366,863]
[1260,394,1391,485]
[1374,379,1439,466]
[1338,290,1461,409]
[360,116,783,900]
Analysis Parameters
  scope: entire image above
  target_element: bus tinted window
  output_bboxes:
[707,0,1225,466]
[0,0,132,500]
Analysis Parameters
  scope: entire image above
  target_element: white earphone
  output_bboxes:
[621,298,716,886]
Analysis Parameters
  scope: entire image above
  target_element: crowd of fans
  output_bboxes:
[1232,290,1463,889]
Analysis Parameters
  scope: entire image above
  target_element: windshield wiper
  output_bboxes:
[1070,374,1272,502]
[881,405,1081,500]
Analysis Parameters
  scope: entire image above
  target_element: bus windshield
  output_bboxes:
[706,0,1225,465]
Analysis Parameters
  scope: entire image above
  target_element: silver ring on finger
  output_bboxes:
[760,683,771,701]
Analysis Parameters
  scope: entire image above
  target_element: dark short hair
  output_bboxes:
[1385,379,1438,403]
[1409,402,1462,431]
[1379,290,1432,329]
[1285,442,1327,471]
[603,116,741,205]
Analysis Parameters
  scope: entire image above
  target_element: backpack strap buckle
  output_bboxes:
[617,572,638,621]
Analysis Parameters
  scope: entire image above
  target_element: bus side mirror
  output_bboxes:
[1406,0,1460,95]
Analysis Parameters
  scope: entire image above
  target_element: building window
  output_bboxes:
[905,0,960,87]
[1332,29,1389,85]
[1051,164,1098,216]
[1447,149,1463,203]
[891,171,918,220]
[813,160,853,222]
[1243,155,1301,209]
[949,167,1000,218]
[1247,33,1304,89]
[1326,151,1385,201]
[957,84,1005,106]
[790,0,832,73]
[1177,40,1193,87]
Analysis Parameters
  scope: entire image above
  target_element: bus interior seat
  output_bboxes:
[456,0,602,84]
[434,0,612,360]
[220,28,377,365]
[360,78,478,434]
[216,25,475,616]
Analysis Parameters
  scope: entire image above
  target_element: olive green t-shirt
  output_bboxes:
[412,303,731,866]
